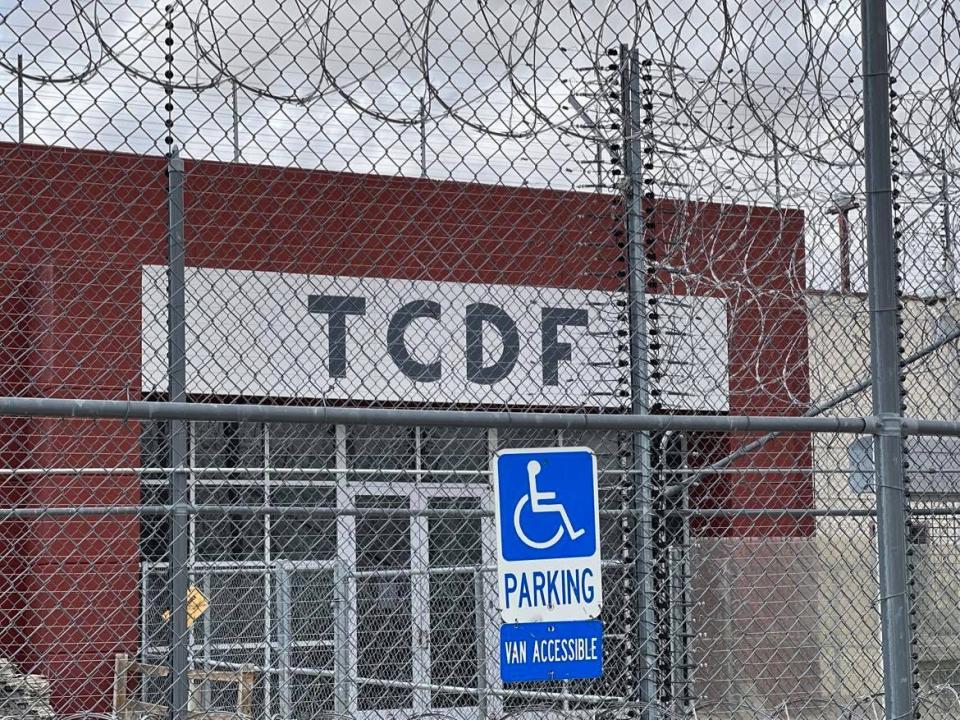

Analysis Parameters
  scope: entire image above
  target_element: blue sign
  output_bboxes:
[493,447,602,624]
[496,449,597,562]
[500,620,603,683]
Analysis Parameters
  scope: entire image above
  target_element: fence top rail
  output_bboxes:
[14,394,960,437]
[0,395,882,434]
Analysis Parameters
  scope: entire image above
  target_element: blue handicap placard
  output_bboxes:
[500,619,603,683]
[496,449,597,562]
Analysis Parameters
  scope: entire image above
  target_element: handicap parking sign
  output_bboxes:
[493,447,602,624]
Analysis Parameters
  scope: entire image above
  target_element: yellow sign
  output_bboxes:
[161,586,209,628]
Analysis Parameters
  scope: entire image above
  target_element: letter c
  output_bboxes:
[387,300,442,382]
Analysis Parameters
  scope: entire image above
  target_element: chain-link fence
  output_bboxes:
[4,1,960,720]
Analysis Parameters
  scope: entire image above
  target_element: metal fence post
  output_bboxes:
[276,563,293,719]
[17,54,24,144]
[860,0,915,718]
[621,43,658,720]
[333,557,351,717]
[474,569,488,719]
[166,146,191,720]
[419,96,428,178]
[232,80,240,163]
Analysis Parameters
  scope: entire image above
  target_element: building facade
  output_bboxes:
[0,143,810,718]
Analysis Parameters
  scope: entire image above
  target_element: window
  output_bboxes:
[421,426,488,482]
[140,420,631,718]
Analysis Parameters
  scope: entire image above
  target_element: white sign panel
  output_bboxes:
[494,447,602,623]
[141,265,729,410]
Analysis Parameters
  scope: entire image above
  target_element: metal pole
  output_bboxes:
[860,0,914,715]
[672,433,692,711]
[474,570,488,719]
[420,96,428,178]
[839,210,852,293]
[772,132,781,209]
[941,151,958,417]
[0,394,880,434]
[17,54,24,144]
[166,146,191,720]
[942,150,954,297]
[827,195,859,294]
[232,80,240,163]
[333,558,350,717]
[276,564,293,719]
[621,43,657,719]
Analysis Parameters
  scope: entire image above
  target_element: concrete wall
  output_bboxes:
[806,292,960,711]
[683,293,960,720]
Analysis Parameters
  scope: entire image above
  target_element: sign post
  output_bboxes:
[493,447,603,683]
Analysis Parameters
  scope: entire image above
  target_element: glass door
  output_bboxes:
[345,486,494,720]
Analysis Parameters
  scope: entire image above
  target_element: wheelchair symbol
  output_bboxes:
[513,460,586,550]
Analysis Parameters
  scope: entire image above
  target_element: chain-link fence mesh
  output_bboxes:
[3,1,960,720]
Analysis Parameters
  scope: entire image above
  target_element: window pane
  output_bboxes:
[194,421,264,471]
[421,426,488,482]
[202,569,267,663]
[290,656,334,719]
[271,485,337,561]
[140,484,169,563]
[140,419,172,482]
[428,497,483,566]
[355,495,412,710]
[428,497,482,708]
[290,568,336,645]
[356,496,411,570]
[195,486,265,561]
[269,423,336,469]
[347,426,415,484]
[141,566,169,654]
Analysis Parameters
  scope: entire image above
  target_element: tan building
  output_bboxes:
[685,293,960,720]
[807,292,960,714]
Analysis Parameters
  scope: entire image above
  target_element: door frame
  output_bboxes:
[340,473,496,720]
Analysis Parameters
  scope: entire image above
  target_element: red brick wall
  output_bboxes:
[0,142,810,711]
[652,199,811,535]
